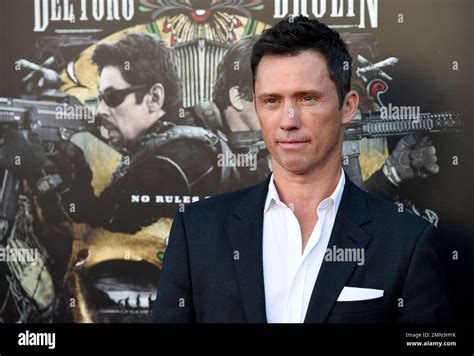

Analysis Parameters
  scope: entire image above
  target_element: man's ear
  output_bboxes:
[341,90,359,125]
[229,86,244,111]
[148,83,165,113]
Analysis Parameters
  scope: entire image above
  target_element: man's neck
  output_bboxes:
[271,153,343,252]
[124,112,166,152]
[272,160,342,211]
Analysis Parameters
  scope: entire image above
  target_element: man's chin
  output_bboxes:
[275,156,313,175]
[108,137,125,150]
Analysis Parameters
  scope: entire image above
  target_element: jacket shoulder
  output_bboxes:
[181,183,260,222]
[362,188,433,237]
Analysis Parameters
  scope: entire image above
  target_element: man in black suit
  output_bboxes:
[151,16,451,323]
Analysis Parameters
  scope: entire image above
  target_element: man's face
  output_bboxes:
[97,66,153,148]
[254,50,354,175]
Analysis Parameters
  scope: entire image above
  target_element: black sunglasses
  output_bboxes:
[97,85,148,108]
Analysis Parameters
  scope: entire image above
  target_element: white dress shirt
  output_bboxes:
[262,169,345,323]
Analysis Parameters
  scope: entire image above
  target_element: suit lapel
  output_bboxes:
[304,176,372,323]
[225,176,271,323]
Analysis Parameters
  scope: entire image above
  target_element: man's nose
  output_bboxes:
[96,98,111,117]
[279,102,300,130]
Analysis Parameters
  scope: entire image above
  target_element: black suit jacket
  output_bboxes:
[151,173,452,323]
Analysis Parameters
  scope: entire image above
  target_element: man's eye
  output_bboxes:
[263,98,279,104]
[302,96,317,102]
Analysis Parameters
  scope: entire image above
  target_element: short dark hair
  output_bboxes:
[213,36,257,111]
[251,16,352,109]
[92,32,182,118]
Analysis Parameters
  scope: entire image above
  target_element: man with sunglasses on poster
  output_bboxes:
[0,33,224,234]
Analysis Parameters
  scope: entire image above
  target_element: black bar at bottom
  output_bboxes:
[0,323,471,355]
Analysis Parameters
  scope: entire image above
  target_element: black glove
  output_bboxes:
[36,139,96,223]
[383,135,439,186]
[48,140,93,191]
[0,130,51,183]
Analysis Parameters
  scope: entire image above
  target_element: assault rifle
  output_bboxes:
[0,95,97,221]
[344,111,463,141]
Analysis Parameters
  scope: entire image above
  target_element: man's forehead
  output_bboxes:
[258,50,329,70]
[256,51,330,80]
[254,51,332,93]
[98,65,129,91]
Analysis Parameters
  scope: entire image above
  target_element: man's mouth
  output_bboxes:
[102,122,114,129]
[101,122,120,141]
[107,129,119,138]
[278,140,310,150]
[102,120,117,132]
